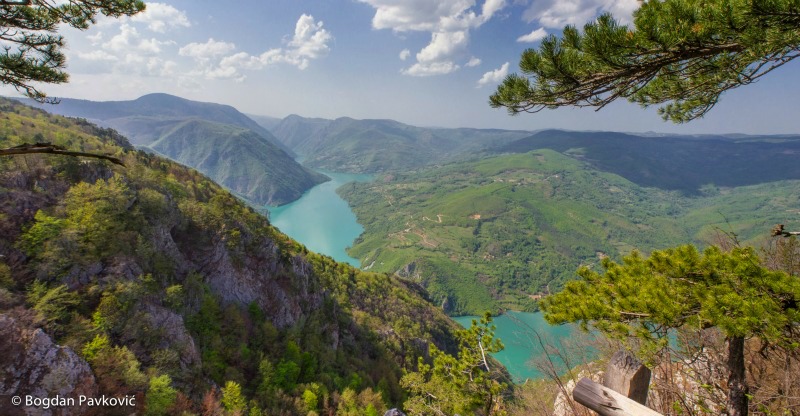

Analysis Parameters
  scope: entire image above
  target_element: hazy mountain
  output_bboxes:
[246,113,283,131]
[496,129,800,194]
[270,114,532,173]
[34,93,288,148]
[22,94,326,205]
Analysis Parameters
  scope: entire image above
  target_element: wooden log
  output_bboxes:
[573,378,663,416]
[604,350,651,405]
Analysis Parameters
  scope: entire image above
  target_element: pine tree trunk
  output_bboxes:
[726,336,748,416]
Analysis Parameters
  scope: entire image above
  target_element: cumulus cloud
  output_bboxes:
[179,38,237,62]
[517,27,547,42]
[399,49,411,60]
[181,14,333,81]
[522,0,640,28]
[466,56,481,67]
[403,61,460,77]
[358,0,507,76]
[78,50,118,62]
[285,14,333,67]
[477,62,509,87]
[131,3,191,33]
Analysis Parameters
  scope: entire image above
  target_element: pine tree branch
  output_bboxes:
[0,142,125,165]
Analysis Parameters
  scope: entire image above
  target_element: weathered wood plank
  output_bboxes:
[573,378,663,416]
[604,350,651,405]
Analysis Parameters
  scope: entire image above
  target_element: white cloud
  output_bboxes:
[403,61,460,76]
[466,56,481,67]
[78,50,118,62]
[87,31,104,46]
[399,48,411,60]
[286,14,333,68]
[99,23,168,56]
[131,3,191,33]
[416,30,468,63]
[358,0,507,76]
[102,23,139,52]
[179,38,236,62]
[522,0,639,28]
[183,14,333,81]
[477,62,509,87]
[517,27,547,42]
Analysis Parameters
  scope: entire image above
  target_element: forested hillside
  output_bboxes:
[0,98,467,415]
[25,94,326,206]
[340,149,800,315]
[268,115,531,173]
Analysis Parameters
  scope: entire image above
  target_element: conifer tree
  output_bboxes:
[0,1,144,162]
[1,0,145,102]
[490,0,800,122]
[541,245,800,416]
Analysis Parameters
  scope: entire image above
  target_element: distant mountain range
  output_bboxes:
[496,129,800,194]
[24,94,326,205]
[266,114,532,173]
[24,92,800,204]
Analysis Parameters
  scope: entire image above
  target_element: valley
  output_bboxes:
[3,1,800,414]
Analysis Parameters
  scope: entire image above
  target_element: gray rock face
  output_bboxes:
[0,314,98,416]
[187,233,323,329]
[384,409,407,416]
[140,304,201,370]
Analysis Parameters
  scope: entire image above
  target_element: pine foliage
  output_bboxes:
[491,0,800,122]
[0,0,145,101]
[542,245,800,355]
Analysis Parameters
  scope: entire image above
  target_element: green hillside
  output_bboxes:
[0,98,465,414]
[148,119,328,206]
[24,94,326,205]
[339,150,800,315]
[270,115,531,173]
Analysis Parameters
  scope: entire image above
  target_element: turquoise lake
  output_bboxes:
[454,312,586,383]
[266,170,373,267]
[266,169,584,383]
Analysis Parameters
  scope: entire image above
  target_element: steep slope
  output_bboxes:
[147,119,328,206]
[339,150,800,315]
[32,93,286,150]
[0,98,461,415]
[270,115,531,173]
[497,129,800,194]
[24,94,322,206]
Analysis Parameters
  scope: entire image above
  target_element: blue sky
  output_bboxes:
[3,0,799,134]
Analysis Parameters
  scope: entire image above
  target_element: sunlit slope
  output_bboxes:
[340,150,800,315]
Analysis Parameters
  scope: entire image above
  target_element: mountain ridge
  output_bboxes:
[20,94,325,205]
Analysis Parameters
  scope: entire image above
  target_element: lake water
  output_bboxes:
[266,170,373,266]
[267,170,584,383]
[454,311,588,383]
